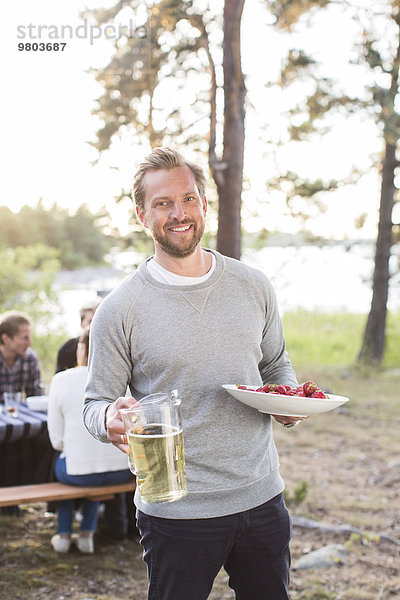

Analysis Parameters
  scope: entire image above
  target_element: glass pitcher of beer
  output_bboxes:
[120,390,188,504]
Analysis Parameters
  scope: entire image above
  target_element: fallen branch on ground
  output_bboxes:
[292,516,400,546]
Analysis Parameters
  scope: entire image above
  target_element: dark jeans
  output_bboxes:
[55,455,132,534]
[137,493,292,600]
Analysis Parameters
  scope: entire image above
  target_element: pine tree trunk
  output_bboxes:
[358,141,395,364]
[215,0,245,260]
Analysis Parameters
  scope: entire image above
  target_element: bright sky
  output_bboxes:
[3,0,138,233]
[2,0,383,240]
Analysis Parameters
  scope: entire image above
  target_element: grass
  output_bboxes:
[282,309,400,370]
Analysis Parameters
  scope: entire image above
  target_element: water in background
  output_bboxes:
[53,266,125,337]
[54,242,399,335]
[243,241,400,314]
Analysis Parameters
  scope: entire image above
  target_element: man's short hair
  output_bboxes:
[133,147,206,211]
[0,311,32,342]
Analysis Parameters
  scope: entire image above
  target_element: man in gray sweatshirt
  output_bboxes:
[83,147,301,599]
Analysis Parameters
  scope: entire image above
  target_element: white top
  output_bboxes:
[48,366,129,475]
[147,253,216,285]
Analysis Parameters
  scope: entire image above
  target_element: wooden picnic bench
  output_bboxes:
[0,480,136,508]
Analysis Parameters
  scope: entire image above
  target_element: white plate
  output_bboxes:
[222,385,349,417]
[26,395,49,412]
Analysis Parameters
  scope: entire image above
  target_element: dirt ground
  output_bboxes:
[1,369,399,600]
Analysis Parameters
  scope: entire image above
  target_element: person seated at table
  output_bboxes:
[51,299,100,514]
[55,298,101,374]
[0,311,45,516]
[54,296,134,540]
[47,326,132,554]
[0,310,44,400]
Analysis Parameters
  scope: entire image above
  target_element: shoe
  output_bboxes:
[51,534,72,553]
[73,534,94,554]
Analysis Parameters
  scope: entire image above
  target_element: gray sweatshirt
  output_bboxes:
[83,249,297,519]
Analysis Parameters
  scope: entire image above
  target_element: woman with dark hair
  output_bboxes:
[48,327,132,554]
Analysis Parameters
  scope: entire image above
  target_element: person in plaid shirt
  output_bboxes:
[0,311,43,398]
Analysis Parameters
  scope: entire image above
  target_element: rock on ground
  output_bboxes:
[292,544,347,570]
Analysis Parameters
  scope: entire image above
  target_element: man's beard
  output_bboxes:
[153,219,205,258]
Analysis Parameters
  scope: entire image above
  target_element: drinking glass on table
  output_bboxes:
[4,391,21,418]
[120,390,188,504]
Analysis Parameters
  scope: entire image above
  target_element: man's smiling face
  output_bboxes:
[1,324,32,360]
[137,165,207,259]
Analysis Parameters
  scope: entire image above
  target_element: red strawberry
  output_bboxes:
[303,381,318,396]
[275,385,288,395]
[237,385,247,390]
[266,384,278,392]
[258,384,278,393]
[311,390,326,398]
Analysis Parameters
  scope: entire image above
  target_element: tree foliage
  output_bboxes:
[0,202,112,269]
[267,0,400,365]
[266,0,330,29]
[0,243,61,321]
[89,0,213,152]
[86,0,245,259]
[0,243,70,381]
